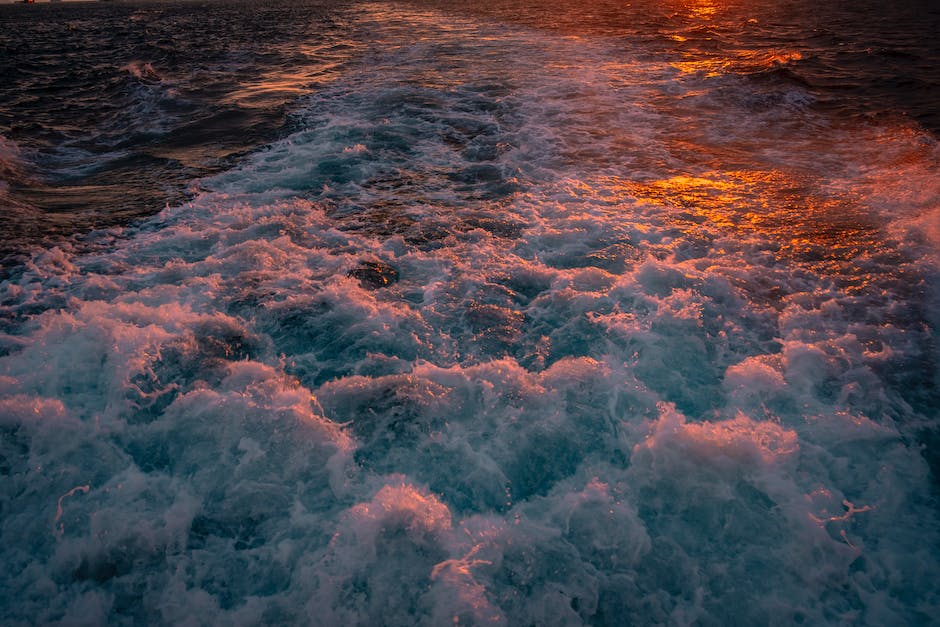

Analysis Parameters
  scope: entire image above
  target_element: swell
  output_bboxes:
[0,0,358,271]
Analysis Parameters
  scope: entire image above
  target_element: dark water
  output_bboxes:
[1,1,939,625]
[0,0,356,264]
[1,0,938,265]
[429,0,940,131]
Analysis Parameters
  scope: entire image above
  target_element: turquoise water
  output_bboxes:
[1,0,939,624]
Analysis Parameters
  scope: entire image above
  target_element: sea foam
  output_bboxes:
[1,3,939,625]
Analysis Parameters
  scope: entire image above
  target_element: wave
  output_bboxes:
[1,3,939,624]
[0,135,31,189]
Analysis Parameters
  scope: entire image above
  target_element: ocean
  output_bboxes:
[1,0,939,623]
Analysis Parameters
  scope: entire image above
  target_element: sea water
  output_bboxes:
[1,0,939,624]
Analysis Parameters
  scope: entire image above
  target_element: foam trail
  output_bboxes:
[1,3,939,625]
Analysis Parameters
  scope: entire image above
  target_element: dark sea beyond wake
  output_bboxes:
[1,0,939,624]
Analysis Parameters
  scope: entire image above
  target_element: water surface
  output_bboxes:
[1,0,938,624]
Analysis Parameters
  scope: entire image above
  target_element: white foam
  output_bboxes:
[2,2,939,624]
